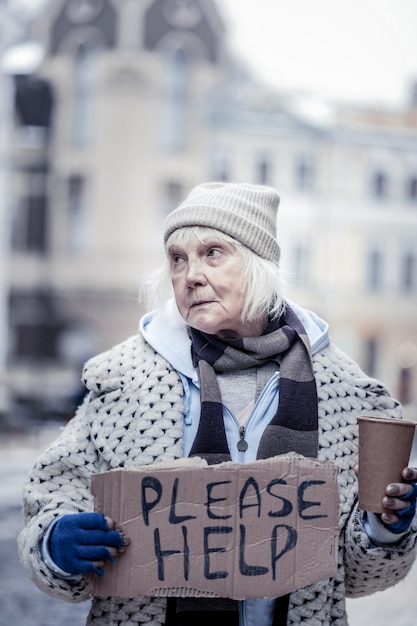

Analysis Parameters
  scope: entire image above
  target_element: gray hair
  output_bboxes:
[143,226,285,322]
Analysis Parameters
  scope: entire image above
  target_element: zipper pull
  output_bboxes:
[237,425,248,452]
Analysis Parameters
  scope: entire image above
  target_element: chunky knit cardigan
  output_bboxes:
[18,333,417,626]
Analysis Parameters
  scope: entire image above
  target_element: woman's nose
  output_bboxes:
[185,260,206,286]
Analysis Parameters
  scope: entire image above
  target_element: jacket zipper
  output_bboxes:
[237,425,248,452]
[239,600,246,625]
[223,371,279,462]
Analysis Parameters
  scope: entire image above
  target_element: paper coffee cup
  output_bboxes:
[358,415,416,513]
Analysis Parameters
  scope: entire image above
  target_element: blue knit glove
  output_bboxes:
[48,513,123,576]
[382,482,417,534]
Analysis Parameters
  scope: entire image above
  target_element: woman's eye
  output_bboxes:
[207,248,221,257]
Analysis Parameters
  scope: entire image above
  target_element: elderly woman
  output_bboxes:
[19,182,417,626]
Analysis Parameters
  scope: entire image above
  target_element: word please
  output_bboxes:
[141,475,328,525]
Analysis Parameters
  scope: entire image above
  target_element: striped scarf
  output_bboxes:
[189,302,319,463]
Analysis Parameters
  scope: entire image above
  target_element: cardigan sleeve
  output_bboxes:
[314,343,417,596]
[17,396,98,602]
[343,506,417,597]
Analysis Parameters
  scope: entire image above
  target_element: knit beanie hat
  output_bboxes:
[163,182,281,266]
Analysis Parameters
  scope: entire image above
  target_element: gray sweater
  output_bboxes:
[18,333,417,625]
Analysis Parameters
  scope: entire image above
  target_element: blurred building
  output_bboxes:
[4,0,417,422]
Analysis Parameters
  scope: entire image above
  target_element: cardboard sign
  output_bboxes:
[91,454,339,600]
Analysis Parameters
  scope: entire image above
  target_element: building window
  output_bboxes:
[292,243,311,287]
[406,175,417,202]
[159,46,189,152]
[12,168,48,254]
[366,247,384,292]
[371,170,389,199]
[68,175,87,253]
[163,180,183,215]
[66,0,106,23]
[9,291,63,361]
[295,155,314,191]
[401,250,416,294]
[398,367,412,406]
[14,324,61,360]
[210,148,232,182]
[364,337,378,377]
[255,153,272,185]
[73,42,100,147]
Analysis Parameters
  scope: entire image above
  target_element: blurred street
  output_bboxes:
[0,425,90,625]
[1,424,417,626]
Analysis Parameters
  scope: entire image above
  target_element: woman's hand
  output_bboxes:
[355,465,417,533]
[48,512,130,576]
[380,467,417,531]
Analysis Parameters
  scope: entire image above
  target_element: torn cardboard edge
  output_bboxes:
[91,453,340,600]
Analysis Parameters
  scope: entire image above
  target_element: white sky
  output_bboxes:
[220,0,417,107]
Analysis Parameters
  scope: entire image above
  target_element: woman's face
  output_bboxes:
[169,234,265,339]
